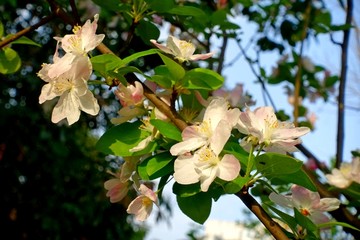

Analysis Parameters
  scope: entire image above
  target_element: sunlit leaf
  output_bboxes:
[0,48,21,74]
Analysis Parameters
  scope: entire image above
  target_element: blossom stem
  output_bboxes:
[245,145,255,178]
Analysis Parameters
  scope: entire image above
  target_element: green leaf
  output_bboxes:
[223,176,250,194]
[255,153,303,176]
[294,208,317,231]
[135,20,160,44]
[271,168,317,192]
[150,119,182,141]
[158,53,185,81]
[96,121,157,157]
[141,151,174,179]
[146,0,175,12]
[168,6,206,19]
[176,192,212,224]
[182,68,224,90]
[150,66,174,88]
[11,36,41,47]
[120,49,159,67]
[317,221,360,232]
[268,205,297,231]
[91,0,123,12]
[173,182,201,197]
[0,48,21,74]
[91,54,123,73]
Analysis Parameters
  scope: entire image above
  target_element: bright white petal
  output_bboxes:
[51,91,81,125]
[217,154,240,181]
[173,155,199,185]
[325,169,352,188]
[170,138,206,156]
[78,90,100,116]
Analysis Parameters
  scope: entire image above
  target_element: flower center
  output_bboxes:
[53,79,73,95]
[142,196,152,206]
[300,208,311,216]
[197,120,212,138]
[178,41,195,58]
[198,147,219,166]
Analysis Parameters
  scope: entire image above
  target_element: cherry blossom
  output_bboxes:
[269,185,340,224]
[236,106,310,154]
[111,81,146,125]
[150,35,214,63]
[170,97,240,155]
[325,157,360,188]
[48,14,105,78]
[38,56,99,125]
[127,184,158,221]
[170,98,241,192]
[104,175,130,203]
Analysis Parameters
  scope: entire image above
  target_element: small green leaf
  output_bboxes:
[150,119,182,141]
[135,20,160,44]
[317,221,360,232]
[271,168,317,191]
[182,68,224,90]
[96,121,157,157]
[255,153,303,176]
[91,54,123,73]
[223,176,250,194]
[144,151,174,178]
[173,182,201,197]
[168,6,206,19]
[119,49,159,67]
[146,0,175,12]
[11,36,41,47]
[0,48,21,74]
[176,192,212,224]
[268,205,297,231]
[158,53,185,81]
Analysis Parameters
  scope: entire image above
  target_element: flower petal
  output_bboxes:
[217,154,240,181]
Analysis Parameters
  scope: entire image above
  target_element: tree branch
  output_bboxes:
[0,15,55,50]
[336,0,353,168]
[236,187,289,240]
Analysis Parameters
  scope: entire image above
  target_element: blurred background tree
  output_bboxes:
[0,1,147,239]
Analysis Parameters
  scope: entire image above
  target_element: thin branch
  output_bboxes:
[293,1,312,127]
[336,0,353,168]
[0,15,55,50]
[216,32,228,74]
[236,187,289,240]
[69,0,80,24]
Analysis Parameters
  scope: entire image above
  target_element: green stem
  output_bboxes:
[245,145,255,178]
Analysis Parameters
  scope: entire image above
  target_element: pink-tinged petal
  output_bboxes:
[174,155,199,185]
[225,108,241,127]
[120,158,138,182]
[217,154,240,181]
[291,185,320,209]
[189,52,214,61]
[269,192,295,209]
[166,35,184,56]
[78,90,100,116]
[309,212,331,225]
[139,184,158,205]
[181,125,202,140]
[210,120,232,155]
[150,39,173,55]
[127,196,152,221]
[51,91,81,125]
[170,138,206,156]
[48,53,77,78]
[316,198,340,212]
[326,169,351,188]
[272,127,310,140]
[104,179,129,203]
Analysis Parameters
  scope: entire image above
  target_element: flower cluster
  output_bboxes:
[38,14,104,125]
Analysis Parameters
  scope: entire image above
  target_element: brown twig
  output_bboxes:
[335,0,353,168]
[216,32,228,75]
[0,15,55,50]
[236,187,289,240]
